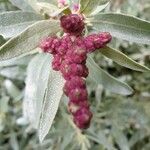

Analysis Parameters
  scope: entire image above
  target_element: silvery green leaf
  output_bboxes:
[0,11,43,38]
[100,46,150,72]
[27,0,58,13]
[89,13,150,44]
[27,0,37,10]
[9,0,33,11]
[87,56,133,95]
[111,125,130,150]
[0,96,9,113]
[0,20,60,61]
[3,80,21,100]
[0,66,26,80]
[23,53,52,128]
[36,2,58,16]
[129,129,150,147]
[37,0,57,6]
[87,131,115,150]
[0,35,5,46]
[90,2,110,16]
[39,70,65,142]
[0,0,17,12]
[80,0,110,15]
[50,6,69,17]
[0,55,32,67]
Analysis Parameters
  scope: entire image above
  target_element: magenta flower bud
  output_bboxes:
[57,35,72,55]
[39,37,55,53]
[98,32,112,44]
[66,46,87,63]
[39,37,61,54]
[52,54,63,71]
[57,43,68,55]
[60,14,85,36]
[84,35,96,52]
[68,101,79,114]
[74,63,88,77]
[84,32,112,53]
[61,63,88,78]
[73,3,79,12]
[74,37,86,49]
[63,76,86,96]
[68,100,90,114]
[51,38,61,51]
[69,88,88,103]
[73,107,93,129]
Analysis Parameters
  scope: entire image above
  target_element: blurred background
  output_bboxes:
[0,0,150,150]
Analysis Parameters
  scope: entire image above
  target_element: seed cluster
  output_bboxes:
[39,14,112,129]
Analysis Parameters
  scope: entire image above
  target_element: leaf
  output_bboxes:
[38,70,65,142]
[100,46,150,72]
[103,99,150,129]
[111,125,130,150]
[3,79,21,100]
[51,6,70,17]
[87,131,115,150]
[9,0,33,11]
[80,0,110,15]
[0,20,60,61]
[87,56,133,95]
[23,53,52,128]
[36,2,69,17]
[26,0,37,10]
[0,35,6,46]
[36,2,58,16]
[0,66,26,80]
[0,55,32,67]
[0,11,43,38]
[0,96,9,113]
[129,129,150,147]
[0,0,17,12]
[90,2,110,16]
[27,0,59,14]
[39,0,57,6]
[90,13,150,44]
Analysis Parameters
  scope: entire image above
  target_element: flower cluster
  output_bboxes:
[39,14,112,129]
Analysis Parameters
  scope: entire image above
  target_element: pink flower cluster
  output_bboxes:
[39,14,112,129]
[60,14,84,36]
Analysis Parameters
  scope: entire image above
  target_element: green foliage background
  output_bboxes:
[0,0,150,150]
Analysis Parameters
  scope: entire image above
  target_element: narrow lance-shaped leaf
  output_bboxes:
[9,0,33,11]
[80,0,110,15]
[100,46,150,72]
[36,2,69,18]
[36,2,58,16]
[23,53,52,128]
[27,0,37,10]
[87,57,133,95]
[27,0,58,14]
[0,35,5,46]
[87,131,115,150]
[129,129,150,147]
[90,2,110,16]
[111,125,130,150]
[39,70,65,142]
[0,11,43,38]
[0,20,60,61]
[89,13,150,44]
[0,55,32,67]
